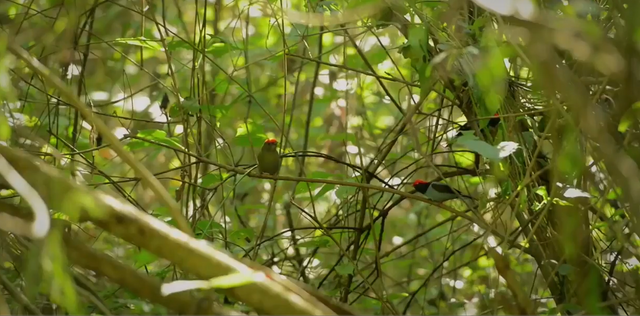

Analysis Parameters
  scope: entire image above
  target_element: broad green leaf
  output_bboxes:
[130,129,184,150]
[618,101,640,133]
[205,35,242,57]
[0,111,11,141]
[180,98,200,114]
[535,187,548,199]
[477,256,494,268]
[114,37,163,50]
[457,139,501,161]
[466,176,484,185]
[557,128,582,178]
[165,37,193,51]
[161,272,265,296]
[336,184,358,200]
[335,263,355,276]
[235,134,267,147]
[315,184,336,199]
[296,237,331,248]
[201,173,226,187]
[387,292,409,301]
[235,121,266,148]
[42,227,84,314]
[231,228,255,242]
[606,188,622,200]
[206,272,264,289]
[295,182,322,196]
[196,220,224,232]
[474,37,506,116]
[134,250,158,268]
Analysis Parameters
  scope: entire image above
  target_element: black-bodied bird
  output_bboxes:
[413,179,474,204]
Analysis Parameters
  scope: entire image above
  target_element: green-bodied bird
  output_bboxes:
[257,138,281,175]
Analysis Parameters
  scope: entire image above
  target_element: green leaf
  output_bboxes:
[196,220,224,232]
[535,187,549,199]
[161,272,264,296]
[165,37,194,51]
[235,121,267,147]
[235,134,267,147]
[231,228,255,242]
[387,292,409,301]
[335,263,355,276]
[295,182,322,196]
[296,237,331,248]
[467,176,484,185]
[552,198,573,206]
[201,173,226,187]
[42,228,84,314]
[154,206,170,217]
[457,139,501,161]
[205,35,242,57]
[336,184,357,200]
[130,129,184,150]
[134,250,158,268]
[180,98,200,115]
[114,37,163,50]
[0,112,11,141]
[206,272,262,289]
[606,188,622,200]
[315,184,336,199]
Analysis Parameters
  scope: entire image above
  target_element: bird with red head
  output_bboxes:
[257,138,281,175]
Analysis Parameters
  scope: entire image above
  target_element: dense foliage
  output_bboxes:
[0,0,638,315]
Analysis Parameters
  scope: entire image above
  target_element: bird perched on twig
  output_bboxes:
[412,179,474,204]
[257,138,281,175]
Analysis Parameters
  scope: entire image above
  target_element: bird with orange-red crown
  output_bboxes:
[257,138,281,175]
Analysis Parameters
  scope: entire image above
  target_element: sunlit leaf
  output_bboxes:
[296,237,331,248]
[42,227,83,314]
[127,129,184,150]
[231,228,255,242]
[134,250,158,268]
[457,139,501,161]
[0,112,11,141]
[114,37,163,50]
[161,272,266,296]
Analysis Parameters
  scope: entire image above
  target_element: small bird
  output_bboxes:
[412,179,474,204]
[454,113,501,138]
[257,138,281,175]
